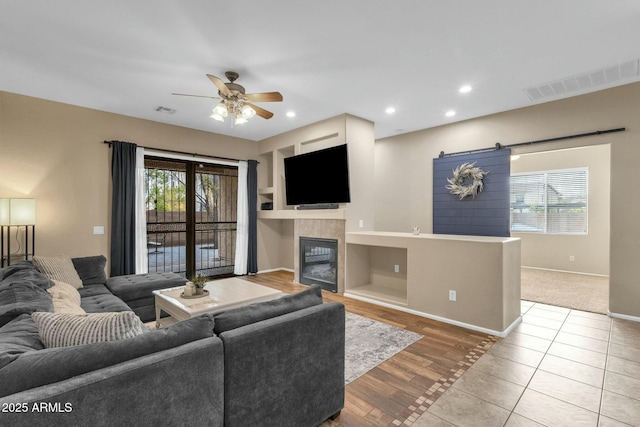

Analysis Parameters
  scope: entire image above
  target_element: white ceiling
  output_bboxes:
[2,1,640,142]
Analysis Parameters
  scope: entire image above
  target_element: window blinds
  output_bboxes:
[510,168,588,234]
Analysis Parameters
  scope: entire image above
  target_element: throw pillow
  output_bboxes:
[47,280,82,306]
[32,256,83,289]
[47,280,86,315]
[32,311,146,348]
[213,284,323,334]
[71,255,107,286]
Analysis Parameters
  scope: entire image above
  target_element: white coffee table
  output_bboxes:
[153,277,284,328]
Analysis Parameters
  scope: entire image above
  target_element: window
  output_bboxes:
[510,168,588,234]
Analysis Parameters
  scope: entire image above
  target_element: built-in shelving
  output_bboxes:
[257,209,346,220]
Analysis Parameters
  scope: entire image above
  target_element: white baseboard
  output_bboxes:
[344,292,520,337]
[608,311,640,323]
[256,267,294,274]
[521,265,609,278]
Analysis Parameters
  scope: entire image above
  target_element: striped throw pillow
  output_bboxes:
[32,256,83,289]
[32,311,146,348]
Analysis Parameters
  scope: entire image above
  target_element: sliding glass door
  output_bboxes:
[144,157,238,278]
[194,163,238,277]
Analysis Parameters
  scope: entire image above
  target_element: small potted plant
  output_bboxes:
[192,274,208,295]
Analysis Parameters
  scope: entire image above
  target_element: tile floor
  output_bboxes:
[412,301,640,427]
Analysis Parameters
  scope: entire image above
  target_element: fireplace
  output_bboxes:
[299,237,338,292]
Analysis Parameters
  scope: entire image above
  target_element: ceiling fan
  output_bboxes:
[172,71,283,123]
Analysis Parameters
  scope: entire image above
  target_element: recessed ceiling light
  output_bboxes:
[459,85,472,93]
[385,107,396,114]
[445,110,456,117]
[286,111,296,118]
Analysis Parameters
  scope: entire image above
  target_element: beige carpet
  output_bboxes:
[521,268,609,314]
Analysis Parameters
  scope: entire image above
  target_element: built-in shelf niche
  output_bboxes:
[345,244,408,305]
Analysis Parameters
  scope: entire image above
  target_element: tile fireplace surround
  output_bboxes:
[293,219,346,293]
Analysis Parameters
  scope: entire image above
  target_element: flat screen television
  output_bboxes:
[284,144,351,206]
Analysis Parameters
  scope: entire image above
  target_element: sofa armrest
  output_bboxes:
[219,302,345,427]
[0,337,224,427]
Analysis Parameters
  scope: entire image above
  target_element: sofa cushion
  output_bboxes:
[32,256,83,289]
[106,272,187,302]
[0,314,44,369]
[0,262,54,290]
[213,284,323,334]
[71,255,107,286]
[0,314,215,398]
[0,281,53,328]
[78,284,131,314]
[32,311,146,348]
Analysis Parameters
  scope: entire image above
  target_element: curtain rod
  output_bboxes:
[102,140,253,164]
[438,127,626,158]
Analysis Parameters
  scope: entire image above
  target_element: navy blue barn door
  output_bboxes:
[433,149,511,237]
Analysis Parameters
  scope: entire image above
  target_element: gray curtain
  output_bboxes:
[110,141,138,276]
[247,160,258,273]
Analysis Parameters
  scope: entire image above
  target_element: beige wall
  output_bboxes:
[511,145,610,275]
[375,82,640,317]
[0,91,258,266]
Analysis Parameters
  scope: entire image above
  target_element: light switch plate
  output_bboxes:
[93,226,105,235]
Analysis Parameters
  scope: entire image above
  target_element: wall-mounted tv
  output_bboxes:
[284,144,351,206]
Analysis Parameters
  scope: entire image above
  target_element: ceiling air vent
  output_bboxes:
[154,106,176,114]
[524,58,640,101]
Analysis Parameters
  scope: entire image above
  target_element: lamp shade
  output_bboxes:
[0,199,36,225]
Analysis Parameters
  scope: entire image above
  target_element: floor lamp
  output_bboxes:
[0,198,36,267]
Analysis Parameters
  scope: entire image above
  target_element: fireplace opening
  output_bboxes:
[299,237,338,292]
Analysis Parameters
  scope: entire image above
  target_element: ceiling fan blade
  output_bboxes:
[245,92,283,102]
[207,74,232,97]
[247,102,274,119]
[171,93,220,100]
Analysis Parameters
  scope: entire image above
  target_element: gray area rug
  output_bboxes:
[521,268,609,314]
[345,312,423,384]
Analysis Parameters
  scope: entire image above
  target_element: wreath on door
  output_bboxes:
[446,162,488,200]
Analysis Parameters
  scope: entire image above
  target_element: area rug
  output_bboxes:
[345,312,423,384]
[521,267,609,314]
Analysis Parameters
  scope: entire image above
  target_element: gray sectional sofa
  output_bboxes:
[0,258,345,426]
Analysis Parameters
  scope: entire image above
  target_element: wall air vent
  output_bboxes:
[154,106,177,114]
[524,58,640,101]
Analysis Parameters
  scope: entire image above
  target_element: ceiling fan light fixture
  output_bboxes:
[212,102,228,117]
[175,72,283,125]
[240,105,256,119]
[210,112,225,122]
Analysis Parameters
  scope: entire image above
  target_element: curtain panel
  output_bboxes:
[234,161,249,275]
[109,141,138,276]
[247,160,258,274]
[135,147,148,274]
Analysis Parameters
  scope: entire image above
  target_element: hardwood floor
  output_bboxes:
[242,271,497,427]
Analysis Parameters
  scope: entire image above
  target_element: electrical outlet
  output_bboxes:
[569,256,575,261]
[359,219,364,228]
[449,290,457,301]
[93,226,105,235]
[394,264,400,273]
